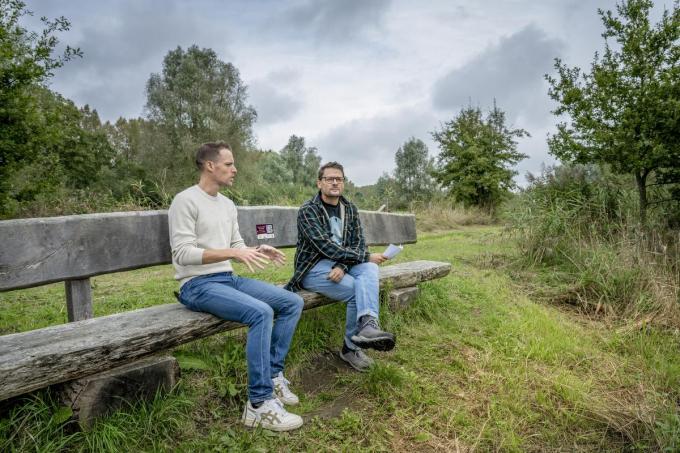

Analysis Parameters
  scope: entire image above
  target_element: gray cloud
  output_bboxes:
[432,23,565,128]
[279,0,392,44]
[248,71,303,125]
[20,0,623,187]
[314,106,438,186]
[29,0,233,121]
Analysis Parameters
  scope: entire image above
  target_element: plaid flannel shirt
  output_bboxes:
[285,192,370,292]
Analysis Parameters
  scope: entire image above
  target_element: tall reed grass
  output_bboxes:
[507,164,680,324]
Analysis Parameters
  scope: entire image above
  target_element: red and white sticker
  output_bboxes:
[256,223,274,239]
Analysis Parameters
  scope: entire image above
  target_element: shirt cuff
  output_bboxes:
[332,262,349,272]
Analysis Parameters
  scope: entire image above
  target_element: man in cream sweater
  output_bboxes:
[169,142,304,432]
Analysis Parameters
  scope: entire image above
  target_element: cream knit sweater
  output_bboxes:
[168,185,246,287]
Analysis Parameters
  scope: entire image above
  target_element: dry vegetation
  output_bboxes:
[413,202,495,233]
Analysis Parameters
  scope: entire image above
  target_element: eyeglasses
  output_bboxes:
[320,177,346,183]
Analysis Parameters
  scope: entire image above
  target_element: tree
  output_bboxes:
[259,150,293,185]
[374,172,398,210]
[0,0,81,212]
[431,102,528,210]
[279,135,321,185]
[546,0,680,224]
[393,137,435,206]
[145,45,257,187]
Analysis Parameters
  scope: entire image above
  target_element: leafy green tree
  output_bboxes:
[432,103,528,210]
[279,135,321,185]
[546,0,680,223]
[259,150,293,185]
[0,0,81,213]
[374,172,398,210]
[145,45,257,188]
[3,87,119,216]
[61,105,115,189]
[394,137,435,206]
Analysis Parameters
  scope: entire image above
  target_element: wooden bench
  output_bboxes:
[0,207,450,422]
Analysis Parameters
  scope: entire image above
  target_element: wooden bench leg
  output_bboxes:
[388,286,420,312]
[65,278,93,322]
[57,355,180,429]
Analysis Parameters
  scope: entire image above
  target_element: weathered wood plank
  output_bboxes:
[388,286,420,312]
[65,278,93,321]
[57,355,180,428]
[0,211,170,292]
[378,260,453,287]
[0,208,416,291]
[0,260,450,401]
[356,210,416,246]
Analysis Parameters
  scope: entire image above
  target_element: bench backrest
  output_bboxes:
[1,207,416,292]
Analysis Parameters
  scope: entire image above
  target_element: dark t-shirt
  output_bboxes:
[322,200,342,245]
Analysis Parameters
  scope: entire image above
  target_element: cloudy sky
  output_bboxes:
[23,0,665,186]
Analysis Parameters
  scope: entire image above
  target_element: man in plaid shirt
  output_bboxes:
[286,162,396,371]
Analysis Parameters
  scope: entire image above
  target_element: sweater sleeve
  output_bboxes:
[168,195,205,265]
[229,202,247,249]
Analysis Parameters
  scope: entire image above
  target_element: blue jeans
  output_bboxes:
[179,272,304,404]
[301,259,380,351]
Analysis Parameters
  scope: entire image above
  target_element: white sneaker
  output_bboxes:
[242,398,303,432]
[272,372,300,405]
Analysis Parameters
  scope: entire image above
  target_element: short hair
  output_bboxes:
[195,142,232,171]
[318,161,344,180]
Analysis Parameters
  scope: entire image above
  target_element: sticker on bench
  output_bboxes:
[256,223,275,239]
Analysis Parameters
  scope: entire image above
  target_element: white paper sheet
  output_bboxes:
[383,243,403,259]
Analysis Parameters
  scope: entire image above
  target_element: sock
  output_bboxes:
[342,343,352,354]
[252,401,263,409]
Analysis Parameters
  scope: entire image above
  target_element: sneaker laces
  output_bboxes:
[274,373,293,396]
[266,397,287,416]
[362,317,380,330]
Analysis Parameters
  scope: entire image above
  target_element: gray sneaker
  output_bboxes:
[350,316,396,351]
[339,348,375,372]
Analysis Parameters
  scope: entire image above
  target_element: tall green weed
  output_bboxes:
[508,164,680,322]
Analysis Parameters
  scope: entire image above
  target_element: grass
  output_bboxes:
[413,202,495,233]
[2,226,680,451]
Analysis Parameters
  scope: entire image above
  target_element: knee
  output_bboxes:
[283,292,304,316]
[250,304,274,326]
[358,262,379,276]
[293,294,304,313]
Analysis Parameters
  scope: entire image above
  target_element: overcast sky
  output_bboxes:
[23,0,667,186]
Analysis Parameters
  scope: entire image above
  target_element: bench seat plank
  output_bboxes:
[0,260,450,401]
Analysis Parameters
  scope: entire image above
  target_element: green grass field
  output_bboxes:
[2,226,679,452]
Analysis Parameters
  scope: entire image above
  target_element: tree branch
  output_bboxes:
[648,198,680,207]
